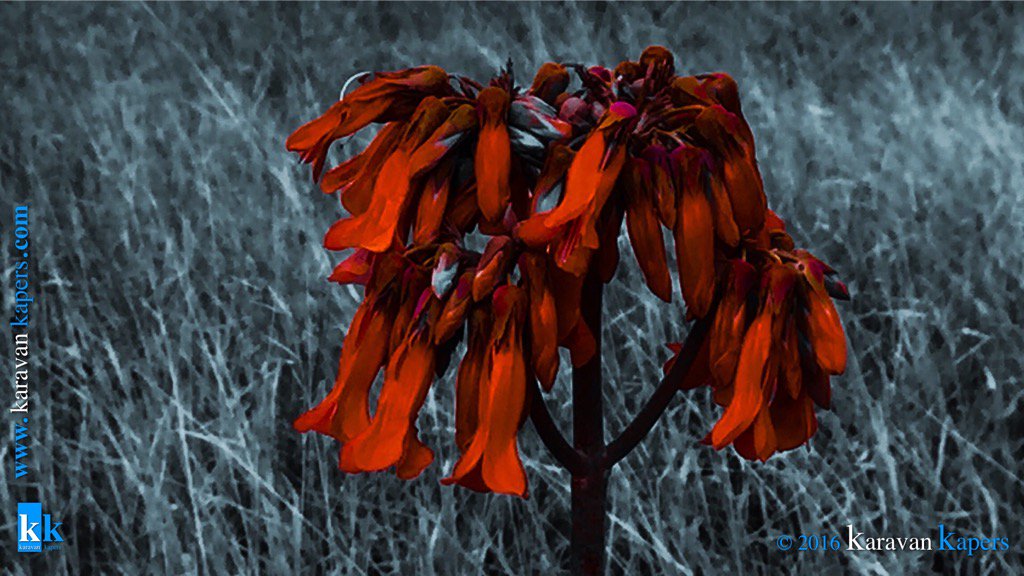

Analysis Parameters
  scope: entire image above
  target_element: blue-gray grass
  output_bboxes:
[1,2,1021,574]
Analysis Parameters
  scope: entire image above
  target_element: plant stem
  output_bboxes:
[603,314,712,468]
[529,378,586,476]
[552,274,712,574]
[571,272,606,576]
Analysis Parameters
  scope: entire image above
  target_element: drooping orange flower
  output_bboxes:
[516,101,635,276]
[475,87,513,223]
[339,306,438,478]
[287,66,452,181]
[671,212,850,461]
[621,157,672,302]
[323,97,450,252]
[320,121,405,214]
[292,292,391,442]
[520,252,559,389]
[709,259,758,387]
[442,285,530,497]
[453,307,490,453]
[288,47,849,496]
[294,253,405,441]
[671,145,716,318]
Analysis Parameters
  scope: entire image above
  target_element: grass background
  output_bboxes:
[2,2,1022,574]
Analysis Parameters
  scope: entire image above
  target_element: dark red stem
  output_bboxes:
[571,272,606,576]
[528,273,712,576]
[603,314,711,468]
[529,378,586,476]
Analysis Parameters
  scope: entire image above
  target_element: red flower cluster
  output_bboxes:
[287,47,848,496]
[671,214,849,461]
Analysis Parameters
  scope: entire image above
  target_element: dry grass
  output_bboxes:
[1,2,1022,574]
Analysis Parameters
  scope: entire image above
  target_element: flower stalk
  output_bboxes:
[534,271,713,575]
[570,272,606,575]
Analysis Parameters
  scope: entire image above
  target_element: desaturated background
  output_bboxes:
[2,2,1023,574]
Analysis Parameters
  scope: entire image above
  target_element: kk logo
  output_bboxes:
[17,503,63,553]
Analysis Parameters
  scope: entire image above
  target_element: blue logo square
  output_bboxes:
[17,502,42,553]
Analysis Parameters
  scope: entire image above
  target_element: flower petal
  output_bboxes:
[521,253,560,390]
[333,122,406,215]
[339,327,436,473]
[472,236,514,301]
[323,98,448,252]
[673,146,716,318]
[595,202,623,284]
[710,310,771,448]
[293,297,390,441]
[414,169,452,245]
[454,308,490,453]
[480,322,528,495]
[323,150,411,252]
[769,390,817,453]
[640,146,676,229]
[552,218,593,276]
[433,271,473,345]
[623,158,672,302]
[475,87,513,223]
[545,129,625,229]
[287,66,450,181]
[530,144,575,215]
[801,344,832,409]
[328,248,376,286]
[694,105,766,235]
[394,434,435,479]
[443,286,529,497]
[319,150,365,195]
[795,251,847,374]
[699,73,743,118]
[638,45,675,90]
[408,104,477,179]
[705,157,740,247]
[563,316,596,368]
[709,259,757,387]
[779,315,802,399]
[445,181,480,233]
[549,262,584,342]
[752,404,778,461]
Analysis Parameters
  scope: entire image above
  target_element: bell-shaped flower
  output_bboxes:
[442,285,530,497]
[287,66,451,180]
